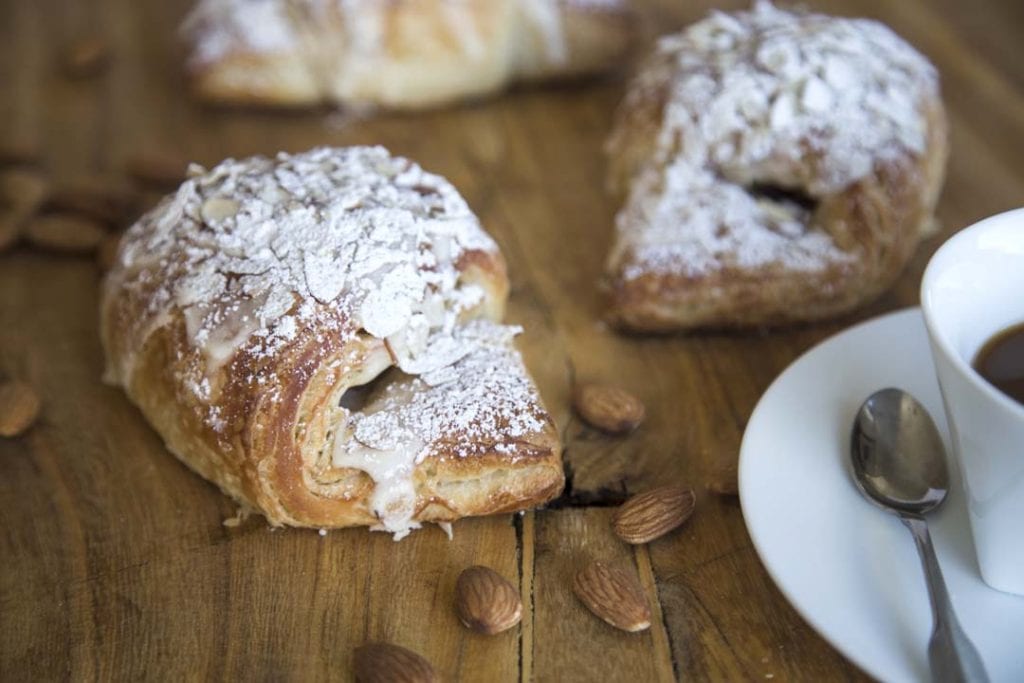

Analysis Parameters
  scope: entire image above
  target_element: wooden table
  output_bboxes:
[2,0,1022,680]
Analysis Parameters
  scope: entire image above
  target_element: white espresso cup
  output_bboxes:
[921,207,1024,595]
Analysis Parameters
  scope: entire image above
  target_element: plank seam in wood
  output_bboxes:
[517,511,536,683]
[634,543,677,683]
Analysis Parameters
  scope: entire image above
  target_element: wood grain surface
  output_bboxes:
[2,0,1023,680]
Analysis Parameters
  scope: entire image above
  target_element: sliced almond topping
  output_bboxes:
[455,565,523,635]
[612,485,696,544]
[200,196,239,223]
[0,381,41,438]
[573,560,651,633]
[353,642,437,683]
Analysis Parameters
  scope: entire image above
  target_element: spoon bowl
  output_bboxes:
[851,387,949,514]
[850,387,988,683]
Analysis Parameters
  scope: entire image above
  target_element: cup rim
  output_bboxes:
[920,207,1024,419]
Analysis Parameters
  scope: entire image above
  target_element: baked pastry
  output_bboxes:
[181,0,633,109]
[100,146,563,537]
[604,2,948,331]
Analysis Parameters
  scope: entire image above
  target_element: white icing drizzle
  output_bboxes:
[609,1,940,281]
[108,146,549,539]
[333,321,548,539]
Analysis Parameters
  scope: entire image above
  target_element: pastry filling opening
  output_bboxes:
[339,367,396,413]
[747,182,818,214]
[329,322,545,541]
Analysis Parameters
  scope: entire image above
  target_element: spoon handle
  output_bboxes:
[901,514,989,683]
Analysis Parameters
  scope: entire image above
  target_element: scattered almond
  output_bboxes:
[455,565,522,635]
[612,485,696,544]
[353,642,437,683]
[0,139,41,167]
[0,216,20,252]
[0,169,50,251]
[0,381,41,437]
[573,382,645,434]
[48,179,138,227]
[707,462,739,497]
[62,36,110,79]
[1,168,50,214]
[96,233,121,271]
[25,214,107,254]
[573,561,651,633]
[127,152,186,189]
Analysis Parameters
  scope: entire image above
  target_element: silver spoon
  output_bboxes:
[851,388,988,683]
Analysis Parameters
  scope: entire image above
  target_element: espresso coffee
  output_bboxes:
[973,321,1024,405]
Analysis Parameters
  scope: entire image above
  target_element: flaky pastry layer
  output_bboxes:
[101,147,563,535]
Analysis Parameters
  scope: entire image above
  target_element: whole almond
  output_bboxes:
[573,383,645,434]
[0,381,41,437]
[0,139,42,167]
[62,36,110,79]
[0,216,20,252]
[573,561,651,632]
[1,168,49,214]
[455,565,522,635]
[25,214,107,254]
[612,485,696,544]
[0,169,50,251]
[48,178,139,227]
[707,462,739,497]
[353,642,437,683]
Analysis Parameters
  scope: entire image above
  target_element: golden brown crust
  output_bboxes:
[603,7,949,331]
[512,2,636,84]
[106,249,564,530]
[184,0,634,110]
[101,148,563,532]
[607,120,948,330]
[189,52,320,107]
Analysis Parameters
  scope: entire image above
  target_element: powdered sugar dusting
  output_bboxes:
[106,146,552,539]
[616,162,843,280]
[181,0,298,66]
[333,321,549,538]
[347,322,546,458]
[111,146,497,401]
[609,1,939,280]
[182,0,613,69]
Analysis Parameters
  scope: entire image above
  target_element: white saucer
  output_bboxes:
[739,308,1024,682]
